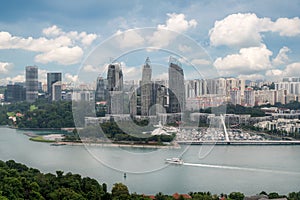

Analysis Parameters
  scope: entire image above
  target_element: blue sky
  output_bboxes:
[0,0,300,84]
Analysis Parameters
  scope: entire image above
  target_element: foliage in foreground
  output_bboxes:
[0,160,300,200]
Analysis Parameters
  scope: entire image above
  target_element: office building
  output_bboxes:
[95,76,107,102]
[4,84,26,102]
[244,88,255,107]
[107,63,124,114]
[25,66,38,102]
[141,57,152,116]
[52,81,62,101]
[168,57,185,113]
[47,72,62,100]
[230,88,241,105]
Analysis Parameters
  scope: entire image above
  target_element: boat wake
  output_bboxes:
[183,162,300,175]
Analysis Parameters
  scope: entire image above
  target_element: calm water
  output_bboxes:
[0,127,300,195]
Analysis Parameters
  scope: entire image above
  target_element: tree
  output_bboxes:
[111,183,129,199]
[229,192,245,200]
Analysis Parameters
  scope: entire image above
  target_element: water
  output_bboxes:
[0,127,300,195]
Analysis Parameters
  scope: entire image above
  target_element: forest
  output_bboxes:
[1,160,299,200]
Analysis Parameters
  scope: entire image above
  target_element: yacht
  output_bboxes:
[165,157,184,165]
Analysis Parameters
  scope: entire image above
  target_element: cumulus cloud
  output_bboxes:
[0,62,13,74]
[42,25,63,37]
[265,62,300,80]
[82,64,103,72]
[237,74,265,81]
[35,46,83,65]
[271,17,300,36]
[115,29,145,48]
[121,62,141,81]
[272,46,290,66]
[65,73,78,83]
[158,13,197,32]
[149,13,197,47]
[209,13,300,47]
[5,75,25,83]
[214,44,273,76]
[0,25,97,65]
[42,25,98,46]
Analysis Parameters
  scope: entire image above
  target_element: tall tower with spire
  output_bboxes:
[141,57,152,116]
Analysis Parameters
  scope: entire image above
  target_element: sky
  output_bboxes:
[0,0,300,85]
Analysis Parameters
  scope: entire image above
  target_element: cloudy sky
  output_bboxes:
[0,0,300,84]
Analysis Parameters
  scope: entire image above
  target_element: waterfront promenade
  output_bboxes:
[177,140,300,145]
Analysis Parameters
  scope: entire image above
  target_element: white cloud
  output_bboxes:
[214,44,273,75]
[265,62,300,80]
[65,73,78,83]
[82,64,100,72]
[0,25,97,65]
[42,25,63,37]
[35,46,83,65]
[209,13,300,47]
[266,69,283,77]
[272,46,290,66]
[158,13,197,32]
[271,17,300,36]
[116,29,145,49]
[237,74,265,81]
[120,62,141,80]
[149,13,197,47]
[5,75,25,83]
[191,58,211,66]
[80,32,97,46]
[42,25,98,47]
[178,44,192,53]
[282,62,300,77]
[0,62,13,74]
[0,31,72,52]
[38,69,48,83]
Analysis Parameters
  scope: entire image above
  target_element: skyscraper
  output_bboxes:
[4,84,26,102]
[107,63,124,114]
[25,66,38,102]
[168,57,185,113]
[52,81,62,101]
[244,87,255,107]
[95,76,107,102]
[141,57,152,116]
[230,88,241,105]
[47,72,62,100]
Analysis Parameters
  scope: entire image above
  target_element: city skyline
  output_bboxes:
[1,1,300,85]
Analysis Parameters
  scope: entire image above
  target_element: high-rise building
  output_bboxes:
[230,88,241,105]
[244,88,255,107]
[47,72,62,100]
[95,76,107,102]
[107,63,124,114]
[4,84,26,102]
[168,57,185,113]
[141,57,152,116]
[52,81,62,101]
[25,66,38,102]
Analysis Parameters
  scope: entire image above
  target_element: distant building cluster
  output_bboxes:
[3,66,68,102]
[2,61,300,117]
[93,57,186,123]
[185,77,300,110]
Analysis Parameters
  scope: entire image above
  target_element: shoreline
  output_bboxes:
[54,141,181,149]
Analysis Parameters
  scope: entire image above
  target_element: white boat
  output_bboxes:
[165,157,184,165]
